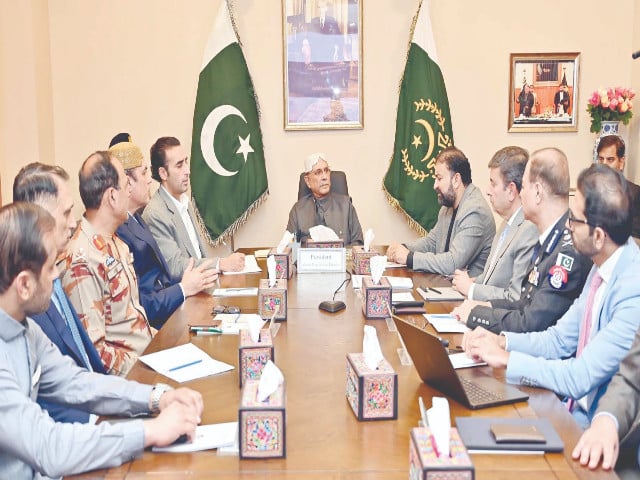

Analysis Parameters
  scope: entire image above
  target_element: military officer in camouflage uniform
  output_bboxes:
[453,148,591,334]
[61,151,152,376]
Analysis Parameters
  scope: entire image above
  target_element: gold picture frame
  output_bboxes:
[282,0,363,130]
[508,52,580,132]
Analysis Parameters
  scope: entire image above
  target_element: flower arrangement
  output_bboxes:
[587,87,635,133]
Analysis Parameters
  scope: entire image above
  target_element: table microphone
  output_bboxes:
[633,50,640,59]
[319,274,351,313]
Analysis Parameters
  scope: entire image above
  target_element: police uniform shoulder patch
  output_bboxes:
[548,265,568,289]
[556,252,574,272]
[562,229,573,247]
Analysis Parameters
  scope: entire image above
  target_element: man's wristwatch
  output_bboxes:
[149,383,173,413]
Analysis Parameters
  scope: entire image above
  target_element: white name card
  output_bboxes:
[297,248,346,273]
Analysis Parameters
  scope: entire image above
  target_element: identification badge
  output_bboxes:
[548,265,568,289]
[528,267,540,286]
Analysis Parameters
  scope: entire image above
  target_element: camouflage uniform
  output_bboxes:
[61,217,152,376]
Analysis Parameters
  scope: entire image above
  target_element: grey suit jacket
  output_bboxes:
[406,183,496,277]
[142,187,215,279]
[471,208,538,302]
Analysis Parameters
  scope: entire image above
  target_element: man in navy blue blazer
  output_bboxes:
[13,163,107,423]
[109,134,218,328]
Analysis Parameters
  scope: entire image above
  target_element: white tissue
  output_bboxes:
[257,360,284,402]
[426,397,451,457]
[277,231,294,254]
[362,325,384,370]
[247,315,265,343]
[267,255,277,287]
[363,228,374,252]
[369,255,387,285]
[309,225,339,241]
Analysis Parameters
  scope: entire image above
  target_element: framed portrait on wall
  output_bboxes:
[508,52,580,132]
[282,0,363,130]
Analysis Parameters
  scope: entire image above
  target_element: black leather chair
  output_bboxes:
[297,170,349,200]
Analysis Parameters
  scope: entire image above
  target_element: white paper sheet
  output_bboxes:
[424,314,469,333]
[449,352,486,369]
[213,313,263,334]
[152,422,238,453]
[221,254,261,275]
[253,249,270,258]
[392,291,416,303]
[385,261,406,268]
[385,276,414,290]
[212,287,259,297]
[351,274,364,289]
[138,343,234,383]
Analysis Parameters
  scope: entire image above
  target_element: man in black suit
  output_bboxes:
[109,134,218,329]
[13,163,107,423]
[554,84,571,115]
[597,135,640,239]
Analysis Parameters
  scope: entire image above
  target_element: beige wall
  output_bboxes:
[2,0,639,248]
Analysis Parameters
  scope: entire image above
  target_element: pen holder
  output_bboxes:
[304,239,345,248]
[239,379,286,459]
[346,352,397,421]
[238,329,274,388]
[268,247,293,279]
[409,427,474,480]
[352,245,379,275]
[362,276,391,319]
[258,279,287,321]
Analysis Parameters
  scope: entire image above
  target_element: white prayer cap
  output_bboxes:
[304,152,327,172]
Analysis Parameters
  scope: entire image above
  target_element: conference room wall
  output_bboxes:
[1,0,638,249]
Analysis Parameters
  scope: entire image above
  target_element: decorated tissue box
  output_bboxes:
[409,427,474,480]
[352,246,380,275]
[304,239,345,248]
[238,329,274,387]
[239,379,286,459]
[346,352,397,421]
[258,278,287,321]
[268,247,293,279]
[362,276,391,319]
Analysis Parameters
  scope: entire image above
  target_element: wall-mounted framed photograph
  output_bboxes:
[508,52,580,132]
[282,0,363,130]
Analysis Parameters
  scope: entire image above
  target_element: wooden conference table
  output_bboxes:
[68,253,618,480]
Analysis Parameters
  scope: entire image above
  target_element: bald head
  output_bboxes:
[529,148,569,198]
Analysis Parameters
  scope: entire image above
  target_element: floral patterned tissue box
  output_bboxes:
[238,329,274,388]
[362,276,391,319]
[239,379,286,459]
[268,247,293,279]
[352,246,379,275]
[346,352,397,421]
[258,278,287,321]
[409,427,474,480]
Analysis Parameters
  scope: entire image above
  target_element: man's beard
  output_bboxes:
[438,185,455,207]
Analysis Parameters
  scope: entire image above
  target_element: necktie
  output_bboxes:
[53,278,92,370]
[315,200,326,226]
[444,208,458,252]
[530,241,542,265]
[577,272,604,356]
[567,271,603,412]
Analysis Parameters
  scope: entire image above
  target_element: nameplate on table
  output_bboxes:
[297,248,346,273]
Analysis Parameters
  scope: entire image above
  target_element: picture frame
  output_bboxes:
[282,0,363,130]
[508,52,580,132]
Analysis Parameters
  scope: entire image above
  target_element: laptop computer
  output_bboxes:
[393,317,529,409]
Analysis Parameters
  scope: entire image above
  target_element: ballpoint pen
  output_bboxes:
[428,287,442,294]
[169,359,203,371]
[190,326,223,333]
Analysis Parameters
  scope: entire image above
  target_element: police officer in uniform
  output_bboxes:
[453,148,591,333]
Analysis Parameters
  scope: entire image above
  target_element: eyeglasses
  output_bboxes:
[308,167,331,178]
[212,305,240,315]
[568,209,594,229]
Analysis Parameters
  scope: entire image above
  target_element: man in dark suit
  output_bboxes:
[596,135,640,239]
[554,84,571,115]
[108,134,218,329]
[13,163,106,423]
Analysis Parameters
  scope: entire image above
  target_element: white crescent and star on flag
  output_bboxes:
[200,104,254,177]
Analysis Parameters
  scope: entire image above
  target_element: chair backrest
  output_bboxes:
[297,170,349,200]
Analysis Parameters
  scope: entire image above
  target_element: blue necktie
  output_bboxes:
[52,278,92,370]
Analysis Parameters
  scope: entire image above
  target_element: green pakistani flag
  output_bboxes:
[191,0,268,245]
[383,0,454,234]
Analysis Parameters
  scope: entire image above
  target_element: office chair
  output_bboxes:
[297,170,350,200]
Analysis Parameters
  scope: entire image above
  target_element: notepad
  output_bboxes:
[212,287,259,297]
[385,276,413,290]
[221,254,261,275]
[424,314,469,333]
[417,287,464,302]
[152,422,238,453]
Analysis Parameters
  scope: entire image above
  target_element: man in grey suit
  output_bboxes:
[386,146,496,277]
[452,146,538,301]
[142,136,245,279]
